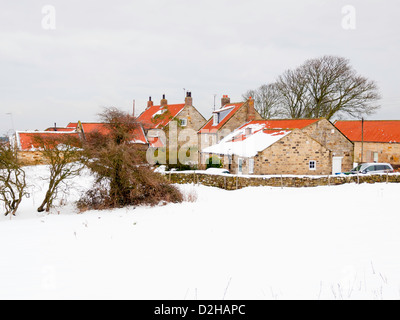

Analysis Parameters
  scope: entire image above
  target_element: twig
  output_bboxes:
[223,277,232,300]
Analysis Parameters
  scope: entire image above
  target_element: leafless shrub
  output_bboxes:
[78,108,183,211]
[0,140,28,216]
[183,188,198,203]
[33,134,86,213]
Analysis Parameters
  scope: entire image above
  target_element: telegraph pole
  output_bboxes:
[361,117,364,163]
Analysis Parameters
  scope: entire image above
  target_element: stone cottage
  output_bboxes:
[201,118,354,175]
[335,120,400,167]
[198,96,263,149]
[137,92,206,148]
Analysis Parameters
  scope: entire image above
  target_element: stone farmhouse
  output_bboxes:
[201,118,354,175]
[335,120,400,167]
[137,92,206,148]
[198,96,263,149]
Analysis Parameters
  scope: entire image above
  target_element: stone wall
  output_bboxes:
[165,171,400,190]
[354,141,400,165]
[17,151,46,166]
[176,105,207,133]
[302,119,354,172]
[255,129,332,175]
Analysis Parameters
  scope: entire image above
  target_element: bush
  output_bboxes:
[78,108,183,211]
[206,156,222,169]
[0,140,28,216]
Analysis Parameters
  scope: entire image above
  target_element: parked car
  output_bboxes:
[347,163,394,175]
[205,168,230,175]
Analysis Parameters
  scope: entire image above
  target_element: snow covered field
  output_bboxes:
[1,165,400,300]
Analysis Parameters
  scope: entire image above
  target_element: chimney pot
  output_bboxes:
[221,95,231,108]
[147,96,154,109]
[185,92,193,106]
[161,94,168,107]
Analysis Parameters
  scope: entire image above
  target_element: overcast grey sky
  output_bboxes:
[0,0,399,135]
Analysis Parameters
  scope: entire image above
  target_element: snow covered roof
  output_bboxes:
[202,122,291,158]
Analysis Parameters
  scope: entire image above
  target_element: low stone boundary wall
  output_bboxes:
[164,172,400,190]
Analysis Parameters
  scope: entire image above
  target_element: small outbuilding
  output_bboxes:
[201,119,354,175]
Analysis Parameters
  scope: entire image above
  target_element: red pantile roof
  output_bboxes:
[45,127,76,132]
[137,104,186,129]
[335,120,400,143]
[16,131,80,151]
[199,103,244,134]
[67,122,148,145]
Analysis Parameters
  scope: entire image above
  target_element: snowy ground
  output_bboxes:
[1,165,400,300]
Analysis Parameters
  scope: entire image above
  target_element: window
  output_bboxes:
[180,118,187,127]
[373,152,379,163]
[213,114,219,126]
[238,158,243,174]
[309,160,316,171]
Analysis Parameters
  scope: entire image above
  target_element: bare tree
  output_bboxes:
[78,108,183,211]
[34,134,85,213]
[300,56,380,119]
[243,84,283,119]
[244,55,381,120]
[276,68,311,119]
[0,140,28,216]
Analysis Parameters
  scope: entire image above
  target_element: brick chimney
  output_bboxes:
[247,97,256,122]
[185,91,193,106]
[161,94,168,107]
[147,96,153,109]
[221,95,230,108]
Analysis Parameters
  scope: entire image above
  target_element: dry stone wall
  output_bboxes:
[165,172,400,190]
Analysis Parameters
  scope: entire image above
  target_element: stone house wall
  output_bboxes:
[354,141,400,165]
[301,119,354,172]
[254,129,332,175]
[17,151,46,166]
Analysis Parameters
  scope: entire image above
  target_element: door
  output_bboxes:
[332,157,343,175]
[238,158,243,174]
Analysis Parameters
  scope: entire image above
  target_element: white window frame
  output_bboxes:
[180,118,188,127]
[309,160,317,171]
[213,113,219,126]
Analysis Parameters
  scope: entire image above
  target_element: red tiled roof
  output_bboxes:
[45,127,76,132]
[199,103,244,134]
[335,120,400,143]
[137,104,186,129]
[67,122,110,135]
[17,132,80,151]
[67,122,148,144]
